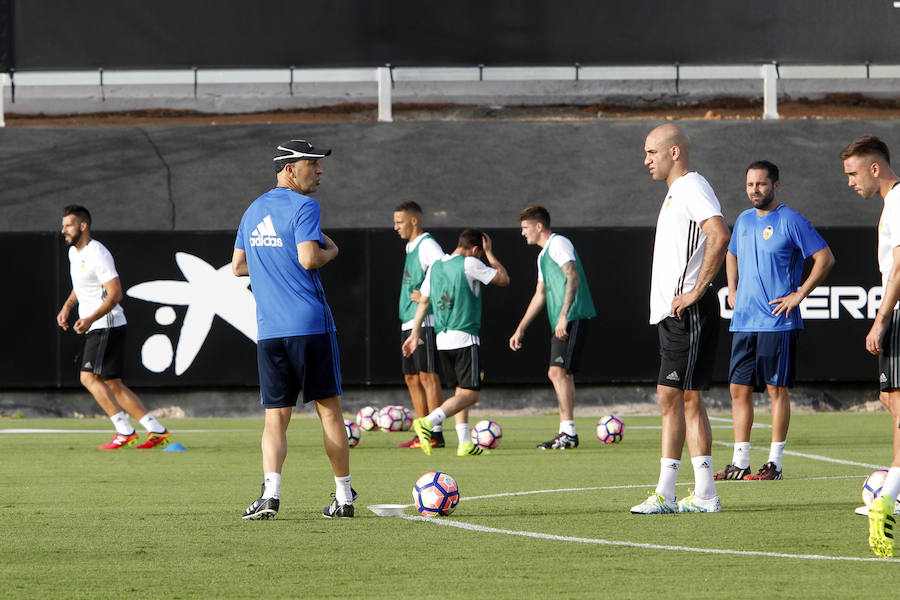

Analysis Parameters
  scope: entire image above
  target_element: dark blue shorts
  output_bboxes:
[257,332,342,408]
[728,330,798,390]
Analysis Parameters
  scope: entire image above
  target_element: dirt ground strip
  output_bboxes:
[7,94,900,127]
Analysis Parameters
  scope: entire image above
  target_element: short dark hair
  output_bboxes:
[519,205,551,228]
[394,201,423,216]
[841,135,891,165]
[746,160,779,183]
[63,205,91,226]
[458,229,483,250]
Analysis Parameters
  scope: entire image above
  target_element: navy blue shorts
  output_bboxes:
[728,330,798,390]
[257,332,342,408]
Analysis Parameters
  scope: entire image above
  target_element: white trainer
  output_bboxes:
[678,493,721,513]
[630,492,678,514]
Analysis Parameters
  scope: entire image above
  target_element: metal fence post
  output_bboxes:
[762,63,779,120]
[377,66,392,122]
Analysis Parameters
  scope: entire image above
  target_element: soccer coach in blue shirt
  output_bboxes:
[232,140,356,520]
[715,160,834,482]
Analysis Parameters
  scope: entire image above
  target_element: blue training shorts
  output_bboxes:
[728,330,798,390]
[257,332,342,408]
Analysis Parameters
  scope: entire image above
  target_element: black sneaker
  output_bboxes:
[713,463,751,481]
[744,461,784,480]
[323,487,359,518]
[537,432,579,450]
[242,483,279,520]
[432,431,446,448]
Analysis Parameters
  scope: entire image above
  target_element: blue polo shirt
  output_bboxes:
[728,204,827,332]
[235,187,336,340]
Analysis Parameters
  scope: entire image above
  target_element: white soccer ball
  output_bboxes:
[863,469,900,509]
[378,405,407,432]
[471,419,502,449]
[356,406,379,431]
[344,419,360,448]
[413,471,460,517]
[596,415,625,444]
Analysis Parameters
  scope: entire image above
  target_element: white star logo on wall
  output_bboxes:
[126,252,257,375]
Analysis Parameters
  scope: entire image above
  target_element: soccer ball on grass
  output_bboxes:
[471,419,502,449]
[344,419,361,448]
[413,471,460,517]
[356,406,379,431]
[596,415,625,444]
[863,469,900,509]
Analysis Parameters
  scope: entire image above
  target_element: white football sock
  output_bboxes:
[425,408,446,426]
[732,442,751,469]
[456,423,471,444]
[880,467,900,502]
[768,441,786,470]
[655,458,680,503]
[110,411,135,435]
[691,455,717,499]
[334,475,353,504]
[263,472,281,499]
[432,424,443,433]
[139,413,167,434]
[559,420,576,436]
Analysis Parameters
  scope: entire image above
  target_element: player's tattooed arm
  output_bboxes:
[555,260,579,339]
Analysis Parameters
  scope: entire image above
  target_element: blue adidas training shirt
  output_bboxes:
[235,187,336,340]
[728,204,827,332]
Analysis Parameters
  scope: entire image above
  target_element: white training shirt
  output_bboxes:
[878,184,900,309]
[536,233,576,281]
[420,253,498,350]
[68,239,127,331]
[649,172,723,324]
[402,232,445,330]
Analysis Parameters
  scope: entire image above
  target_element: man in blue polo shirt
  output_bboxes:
[232,139,356,520]
[715,160,834,482]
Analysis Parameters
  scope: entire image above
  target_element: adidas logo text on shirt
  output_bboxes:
[250,215,284,248]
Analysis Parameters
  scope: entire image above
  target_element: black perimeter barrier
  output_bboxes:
[0,227,882,390]
[7,0,900,70]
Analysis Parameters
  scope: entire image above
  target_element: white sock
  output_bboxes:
[732,442,751,469]
[110,411,135,435]
[263,472,281,499]
[335,475,353,504]
[456,423,471,444]
[432,424,443,433]
[691,455,717,499]
[139,413,167,434]
[426,407,446,426]
[880,467,900,501]
[559,420,576,436]
[655,458,680,503]
[768,441,786,470]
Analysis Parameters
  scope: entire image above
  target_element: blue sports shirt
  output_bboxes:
[235,187,336,340]
[728,204,827,332]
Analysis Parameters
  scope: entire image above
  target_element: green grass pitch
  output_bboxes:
[1,411,899,599]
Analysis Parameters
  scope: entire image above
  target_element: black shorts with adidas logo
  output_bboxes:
[656,287,719,391]
[548,319,590,374]
[878,308,900,392]
[80,325,126,380]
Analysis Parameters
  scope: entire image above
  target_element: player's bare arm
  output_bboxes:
[74,277,123,334]
[231,248,249,277]
[554,260,579,340]
[725,251,739,309]
[481,233,510,287]
[298,235,339,270]
[56,290,78,331]
[770,245,835,317]
[510,281,546,351]
[867,245,900,355]
[401,296,431,357]
[671,215,730,318]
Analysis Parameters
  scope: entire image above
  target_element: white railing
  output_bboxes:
[1,63,897,126]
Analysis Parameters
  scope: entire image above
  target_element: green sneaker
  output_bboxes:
[412,418,434,456]
[457,441,490,456]
[869,494,896,558]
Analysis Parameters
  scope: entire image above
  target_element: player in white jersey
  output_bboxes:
[56,205,170,450]
[841,136,900,556]
[393,201,447,449]
[631,124,731,515]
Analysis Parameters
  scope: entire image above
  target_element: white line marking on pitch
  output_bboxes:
[385,477,889,563]
[0,428,256,434]
[402,514,891,563]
